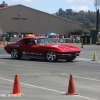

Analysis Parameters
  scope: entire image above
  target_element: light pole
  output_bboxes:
[18,13,21,34]
[94,0,100,31]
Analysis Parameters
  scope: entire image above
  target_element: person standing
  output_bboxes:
[77,36,80,44]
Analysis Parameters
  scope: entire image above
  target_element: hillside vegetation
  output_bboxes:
[54,8,98,32]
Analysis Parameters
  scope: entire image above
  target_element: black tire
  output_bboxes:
[11,49,22,60]
[45,51,58,62]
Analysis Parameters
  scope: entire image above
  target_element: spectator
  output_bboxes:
[6,34,10,42]
[77,36,80,43]
[21,34,24,38]
[14,34,16,38]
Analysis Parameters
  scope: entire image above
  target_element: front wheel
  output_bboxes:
[11,49,21,60]
[46,51,58,62]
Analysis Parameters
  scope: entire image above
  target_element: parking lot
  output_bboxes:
[0,43,100,100]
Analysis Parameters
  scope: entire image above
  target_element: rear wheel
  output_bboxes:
[46,51,58,62]
[11,49,21,60]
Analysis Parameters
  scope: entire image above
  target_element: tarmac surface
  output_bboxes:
[0,43,100,100]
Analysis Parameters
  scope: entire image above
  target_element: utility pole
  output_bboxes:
[94,0,100,31]
[96,8,99,31]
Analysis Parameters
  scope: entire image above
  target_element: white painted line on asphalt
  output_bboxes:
[0,73,100,83]
[0,73,100,82]
[76,58,100,62]
[73,75,100,82]
[76,58,92,61]
[0,77,98,100]
[0,54,10,56]
[0,61,6,63]
[76,95,98,100]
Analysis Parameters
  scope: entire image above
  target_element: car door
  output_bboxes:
[30,38,46,58]
[25,38,45,58]
[21,38,33,57]
[30,38,42,57]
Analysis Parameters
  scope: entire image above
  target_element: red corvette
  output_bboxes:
[4,36,81,62]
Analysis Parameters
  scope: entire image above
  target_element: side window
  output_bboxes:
[24,39,31,44]
[17,39,22,43]
[34,39,38,44]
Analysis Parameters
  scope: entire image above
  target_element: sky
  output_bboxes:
[1,0,100,14]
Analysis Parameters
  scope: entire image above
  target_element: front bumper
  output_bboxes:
[56,53,80,58]
[57,53,79,56]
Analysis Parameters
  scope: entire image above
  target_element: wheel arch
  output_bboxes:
[10,48,21,54]
[10,48,22,59]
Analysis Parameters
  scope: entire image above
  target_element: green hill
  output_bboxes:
[53,8,98,32]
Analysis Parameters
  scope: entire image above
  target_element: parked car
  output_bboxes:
[96,42,100,45]
[4,36,81,62]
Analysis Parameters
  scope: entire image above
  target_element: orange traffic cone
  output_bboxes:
[0,41,2,46]
[11,74,23,96]
[65,74,78,95]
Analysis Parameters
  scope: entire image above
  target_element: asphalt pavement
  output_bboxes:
[0,43,100,100]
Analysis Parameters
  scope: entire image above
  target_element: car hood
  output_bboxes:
[37,44,81,52]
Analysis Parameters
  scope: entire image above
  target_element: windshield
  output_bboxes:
[33,38,52,44]
[16,39,22,42]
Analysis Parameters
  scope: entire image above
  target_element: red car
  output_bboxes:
[4,36,81,62]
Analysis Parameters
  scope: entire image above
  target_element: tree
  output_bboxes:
[58,8,65,17]
[65,9,73,15]
[70,29,84,35]
[54,9,98,32]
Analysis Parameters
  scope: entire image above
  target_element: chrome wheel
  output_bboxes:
[11,49,21,59]
[46,51,57,62]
